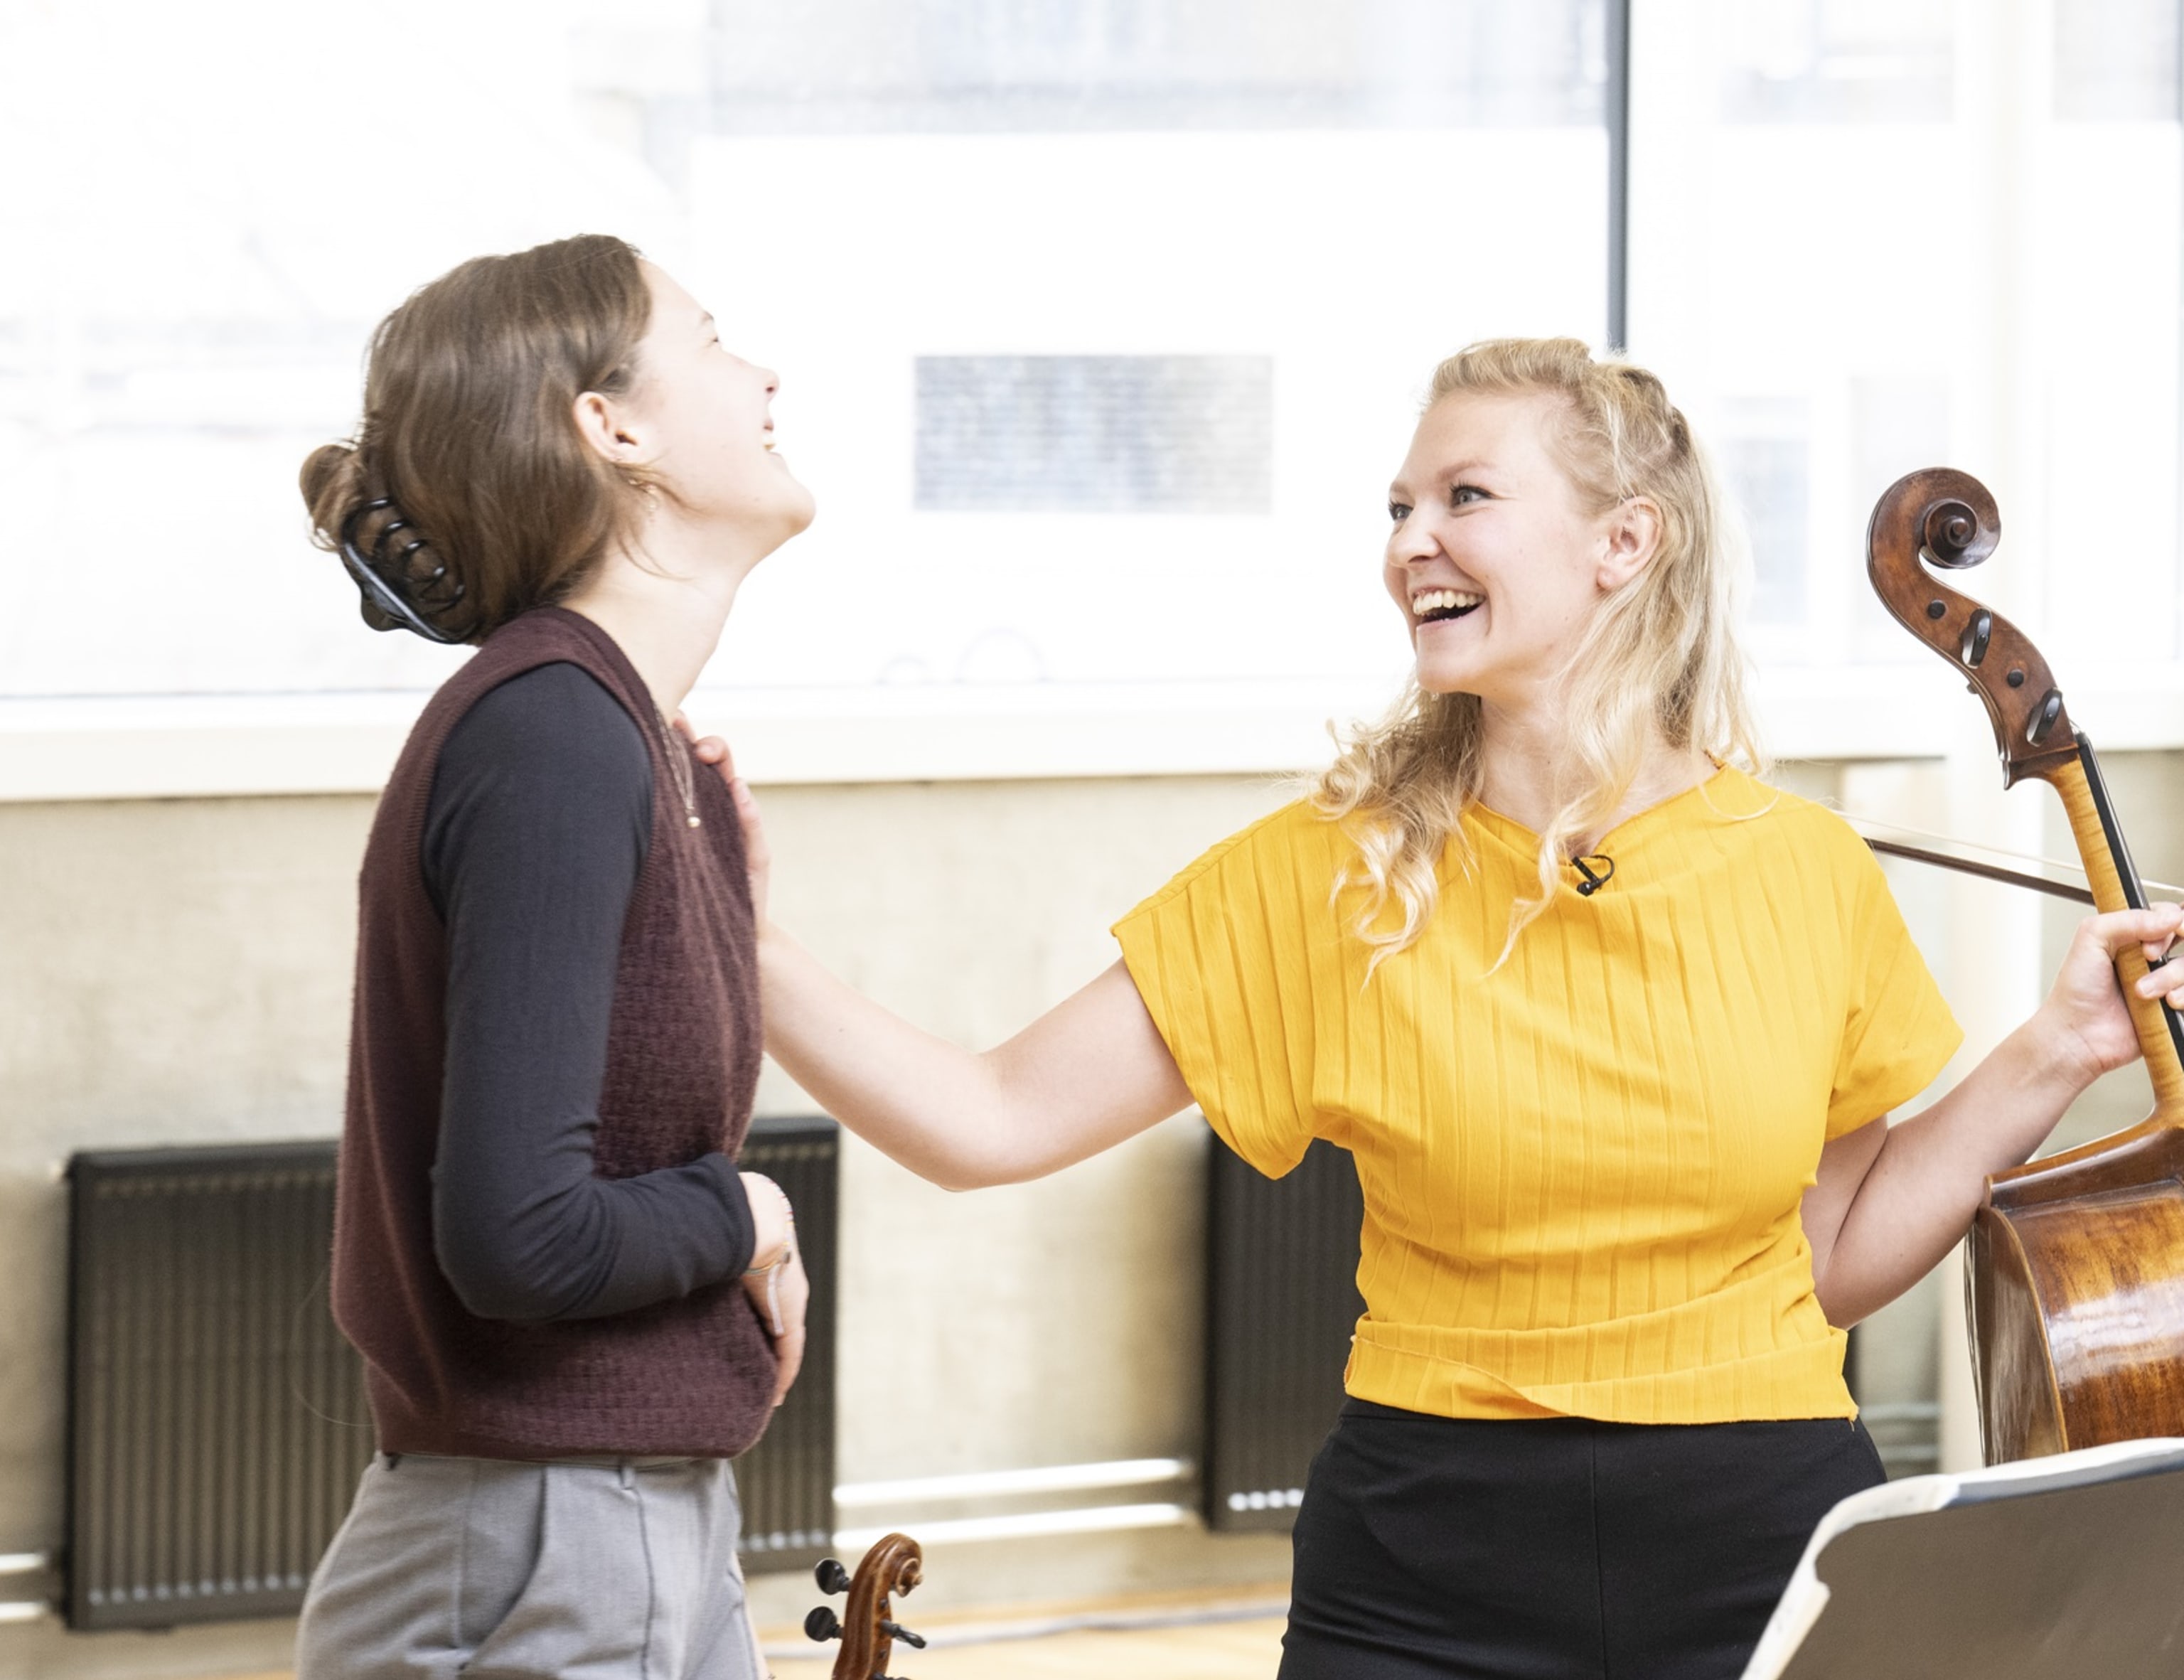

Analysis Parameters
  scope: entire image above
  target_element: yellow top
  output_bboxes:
[1113,769,1961,1425]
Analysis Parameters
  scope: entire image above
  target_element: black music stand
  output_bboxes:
[1741,1437,2184,1679]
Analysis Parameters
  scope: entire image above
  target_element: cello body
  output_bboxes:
[1868,469,2184,1462]
[1969,1124,2184,1460]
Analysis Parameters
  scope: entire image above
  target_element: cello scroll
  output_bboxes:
[1866,468,2184,1111]
[1865,469,2076,786]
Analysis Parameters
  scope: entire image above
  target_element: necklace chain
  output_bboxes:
[653,706,702,830]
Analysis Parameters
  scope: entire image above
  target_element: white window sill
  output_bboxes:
[5,668,2184,803]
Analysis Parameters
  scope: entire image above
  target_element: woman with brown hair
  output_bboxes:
[294,234,810,1680]
[701,336,2184,1678]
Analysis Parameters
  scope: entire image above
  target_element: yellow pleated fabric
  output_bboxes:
[1113,768,1961,1425]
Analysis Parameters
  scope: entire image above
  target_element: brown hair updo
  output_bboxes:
[301,233,655,643]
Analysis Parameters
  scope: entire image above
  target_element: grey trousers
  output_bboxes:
[295,1452,762,1680]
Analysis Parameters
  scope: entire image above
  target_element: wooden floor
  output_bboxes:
[219,1603,1288,1680]
[767,1612,1286,1679]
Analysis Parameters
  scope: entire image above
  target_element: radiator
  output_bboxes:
[729,1115,839,1570]
[66,1143,367,1630]
[1201,1135,1364,1532]
[65,1118,840,1631]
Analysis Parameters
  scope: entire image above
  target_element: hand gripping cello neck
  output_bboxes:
[1868,468,2184,1462]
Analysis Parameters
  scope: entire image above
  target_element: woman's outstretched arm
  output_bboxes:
[688,725,1194,1189]
[761,938,1193,1188]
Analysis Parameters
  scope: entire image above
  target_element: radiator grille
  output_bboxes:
[66,1144,368,1630]
[734,1115,839,1569]
[65,1121,840,1630]
[1201,1135,1364,1532]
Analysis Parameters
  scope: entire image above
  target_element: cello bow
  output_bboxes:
[1868,467,2184,1462]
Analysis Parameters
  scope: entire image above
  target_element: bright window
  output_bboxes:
[1631,1,2184,712]
[0,1,1610,746]
[16,2,2179,791]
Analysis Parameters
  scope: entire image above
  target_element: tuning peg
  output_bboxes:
[803,1605,842,1642]
[881,1619,926,1649]
[814,1557,852,1595]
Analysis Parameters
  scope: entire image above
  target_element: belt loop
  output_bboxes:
[383,1452,402,1471]
[619,1459,635,1492]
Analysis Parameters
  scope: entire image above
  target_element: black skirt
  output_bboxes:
[1280,1400,1886,1680]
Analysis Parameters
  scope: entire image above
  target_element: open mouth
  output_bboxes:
[1413,588,1482,626]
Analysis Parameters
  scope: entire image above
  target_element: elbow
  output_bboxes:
[926,1134,1055,1192]
[432,1160,622,1323]
[1811,1270,1873,1332]
[434,1221,592,1325]
[902,1123,1039,1192]
[926,1150,1054,1192]
[928,1160,1017,1193]
[439,1257,565,1324]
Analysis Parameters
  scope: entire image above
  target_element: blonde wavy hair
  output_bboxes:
[1315,337,1764,968]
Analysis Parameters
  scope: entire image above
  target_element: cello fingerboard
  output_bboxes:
[2043,740,2184,1116]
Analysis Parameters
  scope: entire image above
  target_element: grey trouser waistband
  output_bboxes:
[298,1450,757,1679]
[385,1449,709,1470]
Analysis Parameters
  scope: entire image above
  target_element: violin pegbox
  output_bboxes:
[805,1533,926,1679]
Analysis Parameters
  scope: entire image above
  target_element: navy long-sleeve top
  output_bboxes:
[419,661,757,1323]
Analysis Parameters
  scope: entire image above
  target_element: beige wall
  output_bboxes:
[1,795,371,1680]
[7,753,2184,1675]
[0,776,1292,1678]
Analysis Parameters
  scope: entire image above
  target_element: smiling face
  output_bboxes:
[1384,390,1649,711]
[610,264,815,552]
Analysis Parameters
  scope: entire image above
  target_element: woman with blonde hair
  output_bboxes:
[710,336,2184,1677]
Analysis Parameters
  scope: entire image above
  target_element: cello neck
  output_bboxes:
[2041,737,2184,1115]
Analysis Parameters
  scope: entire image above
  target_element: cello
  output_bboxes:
[1866,467,2184,1462]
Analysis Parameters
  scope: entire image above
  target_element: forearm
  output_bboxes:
[759,931,1192,1189]
[758,926,1029,1188]
[434,1150,756,1322]
[1820,1008,2094,1324]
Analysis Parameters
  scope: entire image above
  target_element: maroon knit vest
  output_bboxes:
[332,607,774,1459]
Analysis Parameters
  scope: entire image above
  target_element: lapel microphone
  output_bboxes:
[1570,853,1615,897]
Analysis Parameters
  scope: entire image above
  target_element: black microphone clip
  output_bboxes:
[1570,853,1615,897]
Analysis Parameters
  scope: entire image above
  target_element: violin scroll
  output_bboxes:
[807,1532,926,1679]
[1866,468,2075,788]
